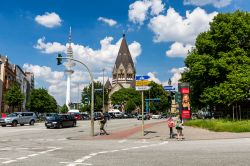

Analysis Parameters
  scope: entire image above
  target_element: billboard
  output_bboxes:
[178,83,191,119]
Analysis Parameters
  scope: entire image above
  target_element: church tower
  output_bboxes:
[112,34,136,88]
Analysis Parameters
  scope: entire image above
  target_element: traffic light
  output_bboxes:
[56,54,62,65]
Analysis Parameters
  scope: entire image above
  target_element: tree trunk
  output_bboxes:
[239,105,241,121]
[232,105,234,121]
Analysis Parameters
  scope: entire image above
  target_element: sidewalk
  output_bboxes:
[129,121,250,141]
[71,120,250,141]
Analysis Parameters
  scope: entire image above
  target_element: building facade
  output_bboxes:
[0,55,34,113]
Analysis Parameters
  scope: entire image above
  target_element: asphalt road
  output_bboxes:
[0,119,250,166]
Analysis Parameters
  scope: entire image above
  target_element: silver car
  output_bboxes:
[0,112,37,127]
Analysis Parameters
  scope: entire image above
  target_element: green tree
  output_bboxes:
[181,11,250,111]
[111,88,141,112]
[144,82,170,113]
[27,88,57,113]
[60,104,68,113]
[4,83,24,111]
[81,81,108,111]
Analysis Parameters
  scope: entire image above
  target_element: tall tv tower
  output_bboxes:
[64,27,75,110]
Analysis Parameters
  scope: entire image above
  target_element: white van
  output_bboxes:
[108,109,122,118]
[68,109,80,114]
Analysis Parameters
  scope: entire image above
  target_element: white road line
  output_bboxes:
[1,147,61,165]
[16,157,28,160]
[63,141,168,166]
[28,154,39,157]
[118,139,127,143]
[2,160,17,164]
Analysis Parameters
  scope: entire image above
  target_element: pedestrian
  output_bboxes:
[99,112,109,135]
[167,116,175,138]
[175,115,184,140]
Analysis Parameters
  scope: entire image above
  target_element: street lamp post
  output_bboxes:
[102,68,105,113]
[57,56,95,136]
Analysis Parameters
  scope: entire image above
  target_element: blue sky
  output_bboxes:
[0,0,249,105]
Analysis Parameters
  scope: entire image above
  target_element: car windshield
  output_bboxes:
[46,115,60,120]
[7,113,19,117]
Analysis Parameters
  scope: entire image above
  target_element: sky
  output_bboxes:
[0,0,249,105]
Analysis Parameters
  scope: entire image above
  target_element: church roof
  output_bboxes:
[114,34,135,71]
[104,78,112,89]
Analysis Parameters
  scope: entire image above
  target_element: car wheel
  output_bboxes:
[29,120,35,126]
[46,126,50,129]
[20,124,24,126]
[2,125,6,127]
[12,121,17,127]
[58,123,62,129]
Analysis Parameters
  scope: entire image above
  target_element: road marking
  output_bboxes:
[16,157,28,160]
[1,147,62,165]
[28,154,39,157]
[2,160,17,164]
[61,141,168,166]
[118,139,127,143]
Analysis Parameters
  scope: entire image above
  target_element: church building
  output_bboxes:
[106,34,136,111]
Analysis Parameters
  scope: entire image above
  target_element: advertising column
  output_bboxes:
[178,83,191,119]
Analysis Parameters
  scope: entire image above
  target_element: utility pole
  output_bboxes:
[102,68,105,113]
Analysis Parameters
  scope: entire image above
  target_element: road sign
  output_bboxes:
[136,75,150,80]
[164,86,175,91]
[136,86,151,91]
[136,80,150,86]
[136,75,151,91]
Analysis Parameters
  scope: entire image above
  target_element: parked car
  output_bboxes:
[68,113,82,120]
[45,114,76,129]
[0,112,37,127]
[152,114,162,119]
[80,112,90,120]
[94,112,102,120]
[137,113,151,120]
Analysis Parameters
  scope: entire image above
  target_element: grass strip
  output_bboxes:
[185,119,250,133]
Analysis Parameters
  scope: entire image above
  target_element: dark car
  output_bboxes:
[45,114,76,129]
[81,113,90,120]
[104,112,111,120]
[137,113,151,120]
[94,112,102,120]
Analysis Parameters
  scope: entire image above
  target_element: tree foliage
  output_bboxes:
[111,88,141,112]
[4,83,24,110]
[144,82,170,113]
[27,88,57,113]
[60,104,68,113]
[181,11,250,109]
[81,81,108,111]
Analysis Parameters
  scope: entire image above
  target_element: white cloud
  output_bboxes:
[34,36,141,71]
[166,42,193,58]
[128,0,165,25]
[184,0,232,8]
[33,36,142,105]
[35,12,62,28]
[168,67,188,87]
[148,72,161,84]
[34,37,66,54]
[98,17,117,26]
[148,7,217,44]
[23,63,90,105]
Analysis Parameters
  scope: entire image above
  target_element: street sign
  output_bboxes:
[136,86,151,91]
[164,86,175,91]
[136,80,150,86]
[135,75,151,91]
[136,75,150,80]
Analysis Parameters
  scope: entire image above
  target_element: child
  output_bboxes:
[167,116,175,138]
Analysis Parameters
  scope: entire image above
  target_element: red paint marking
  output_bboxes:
[95,121,165,140]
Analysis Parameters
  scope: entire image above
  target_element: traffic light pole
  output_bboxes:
[57,56,95,136]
